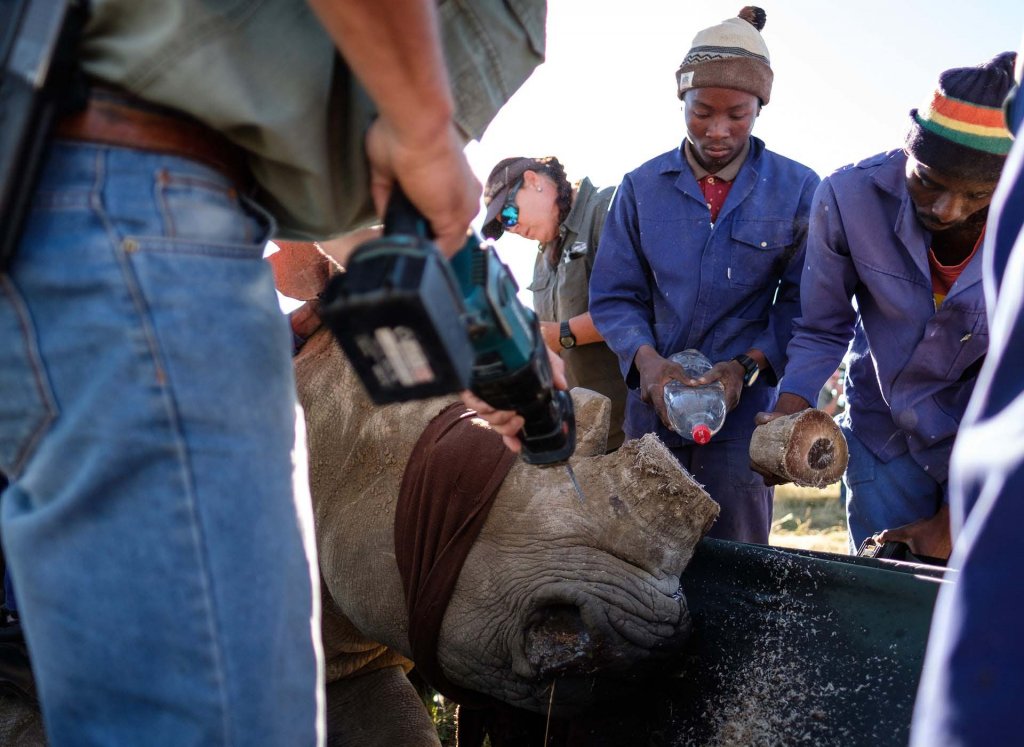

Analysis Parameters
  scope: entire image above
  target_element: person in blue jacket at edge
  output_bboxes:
[759,52,1016,561]
[590,6,819,543]
[910,36,1024,746]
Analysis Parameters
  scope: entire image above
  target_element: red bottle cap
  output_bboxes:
[692,424,712,445]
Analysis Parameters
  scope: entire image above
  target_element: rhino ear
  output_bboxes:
[570,387,611,457]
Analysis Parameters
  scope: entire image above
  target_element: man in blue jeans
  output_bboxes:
[0,0,544,743]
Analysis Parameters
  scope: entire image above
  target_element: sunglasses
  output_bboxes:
[499,179,524,229]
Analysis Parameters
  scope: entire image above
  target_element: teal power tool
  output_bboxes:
[318,187,576,466]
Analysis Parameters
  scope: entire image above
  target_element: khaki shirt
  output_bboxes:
[528,178,627,450]
[80,0,546,238]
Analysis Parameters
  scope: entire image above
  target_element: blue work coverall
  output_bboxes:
[591,136,819,542]
[910,75,1024,747]
[781,150,989,548]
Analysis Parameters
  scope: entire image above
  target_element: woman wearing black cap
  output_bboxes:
[481,156,627,451]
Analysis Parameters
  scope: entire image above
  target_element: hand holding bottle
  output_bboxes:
[662,350,728,444]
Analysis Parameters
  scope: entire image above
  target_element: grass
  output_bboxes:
[770,481,849,554]
[424,690,458,746]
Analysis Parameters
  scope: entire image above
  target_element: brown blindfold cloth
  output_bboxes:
[394,402,517,706]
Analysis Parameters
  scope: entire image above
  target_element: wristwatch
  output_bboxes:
[559,320,576,349]
[733,354,760,387]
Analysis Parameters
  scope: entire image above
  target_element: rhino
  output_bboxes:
[2,312,937,747]
[295,324,719,745]
[0,316,719,747]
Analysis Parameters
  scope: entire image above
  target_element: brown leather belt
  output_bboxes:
[54,86,253,191]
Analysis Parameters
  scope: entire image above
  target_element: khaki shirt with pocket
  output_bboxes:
[80,0,546,238]
[529,178,626,450]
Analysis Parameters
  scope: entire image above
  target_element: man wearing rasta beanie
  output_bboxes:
[591,8,820,543]
[905,56,1014,182]
[764,52,1017,560]
[911,42,1024,747]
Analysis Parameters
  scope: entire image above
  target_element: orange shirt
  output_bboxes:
[929,227,984,308]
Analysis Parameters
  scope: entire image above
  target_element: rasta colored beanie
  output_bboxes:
[905,51,1016,181]
[675,6,772,105]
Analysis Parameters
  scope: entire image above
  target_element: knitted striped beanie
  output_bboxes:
[675,7,772,105]
[905,51,1016,180]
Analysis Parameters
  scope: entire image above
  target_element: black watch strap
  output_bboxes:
[733,354,760,387]
[559,320,576,349]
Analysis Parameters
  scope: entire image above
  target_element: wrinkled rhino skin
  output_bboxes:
[295,328,719,743]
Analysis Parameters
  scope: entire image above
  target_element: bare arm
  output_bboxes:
[304,0,479,254]
[539,312,605,352]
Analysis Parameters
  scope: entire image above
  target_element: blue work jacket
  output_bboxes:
[781,150,989,487]
[591,137,819,446]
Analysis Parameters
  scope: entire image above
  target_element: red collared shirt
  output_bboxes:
[698,174,733,224]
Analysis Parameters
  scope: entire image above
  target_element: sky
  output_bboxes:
[465,0,1024,304]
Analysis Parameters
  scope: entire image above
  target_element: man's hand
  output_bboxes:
[460,348,568,453]
[364,117,480,256]
[876,504,952,561]
[289,300,323,344]
[268,241,338,301]
[634,346,688,429]
[755,392,812,426]
[749,392,813,485]
[305,0,480,256]
[696,360,744,412]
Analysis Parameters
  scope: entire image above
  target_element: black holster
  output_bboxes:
[0,0,88,272]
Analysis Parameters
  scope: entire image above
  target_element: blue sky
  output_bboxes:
[466,1,1024,299]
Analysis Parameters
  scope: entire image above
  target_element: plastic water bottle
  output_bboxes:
[663,349,727,445]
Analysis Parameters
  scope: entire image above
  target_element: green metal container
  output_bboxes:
[554,538,946,745]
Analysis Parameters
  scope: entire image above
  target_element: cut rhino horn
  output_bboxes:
[749,409,849,488]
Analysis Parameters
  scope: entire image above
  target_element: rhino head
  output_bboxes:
[294,327,718,714]
[438,428,716,710]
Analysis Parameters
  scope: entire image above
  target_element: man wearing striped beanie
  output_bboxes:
[762,52,1016,561]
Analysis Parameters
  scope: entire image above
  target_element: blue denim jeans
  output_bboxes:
[669,438,774,544]
[0,142,324,744]
[841,424,944,552]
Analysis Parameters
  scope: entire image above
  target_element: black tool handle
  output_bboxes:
[383,184,433,240]
[471,320,576,465]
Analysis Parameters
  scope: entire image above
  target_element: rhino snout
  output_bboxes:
[524,604,599,678]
